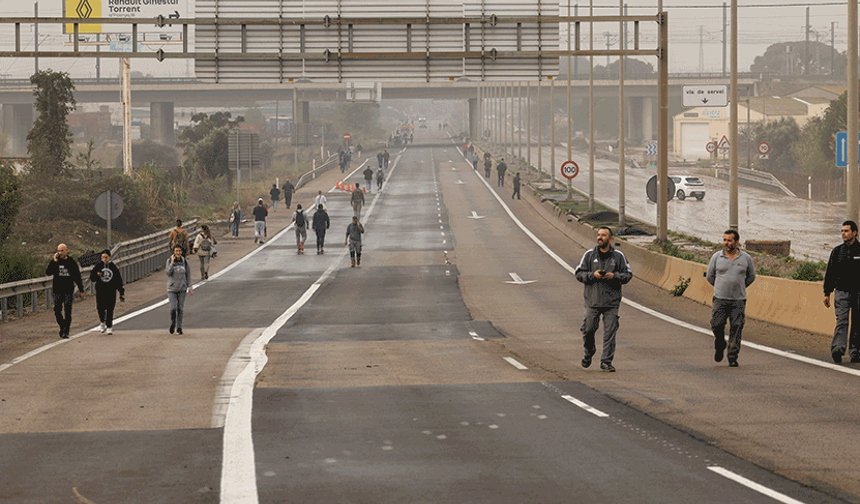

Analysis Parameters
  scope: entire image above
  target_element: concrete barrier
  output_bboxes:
[523,185,832,336]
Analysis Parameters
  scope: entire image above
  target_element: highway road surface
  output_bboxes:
[0,130,857,504]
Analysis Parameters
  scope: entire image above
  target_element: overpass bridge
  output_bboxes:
[0,73,761,155]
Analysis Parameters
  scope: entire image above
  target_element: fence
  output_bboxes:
[0,220,199,323]
[770,171,845,202]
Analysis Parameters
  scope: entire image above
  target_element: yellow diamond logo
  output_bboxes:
[76,0,93,19]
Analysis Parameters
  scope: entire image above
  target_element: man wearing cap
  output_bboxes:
[253,198,268,244]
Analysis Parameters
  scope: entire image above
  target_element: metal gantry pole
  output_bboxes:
[618,0,626,226]
[848,0,859,222]
[518,81,523,163]
[551,76,556,190]
[538,78,543,179]
[527,81,532,170]
[509,81,515,160]
[567,0,573,200]
[588,0,595,212]
[658,9,669,242]
[121,57,132,176]
[504,81,509,157]
[729,0,739,231]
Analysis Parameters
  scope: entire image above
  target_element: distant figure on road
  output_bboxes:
[496,158,508,187]
[383,149,390,169]
[46,243,85,339]
[471,151,479,171]
[313,190,327,211]
[512,172,521,200]
[483,151,492,178]
[192,224,217,280]
[823,220,860,363]
[351,185,365,221]
[377,151,385,168]
[89,248,125,335]
[166,245,194,335]
[345,216,365,267]
[707,229,756,368]
[574,227,632,372]
[269,184,281,212]
[363,166,374,193]
[229,202,242,238]
[168,219,189,257]
[312,204,330,254]
[281,179,295,209]
[253,198,268,245]
[376,166,385,191]
[292,204,309,254]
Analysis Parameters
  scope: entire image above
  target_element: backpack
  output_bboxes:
[295,211,305,227]
[200,236,211,252]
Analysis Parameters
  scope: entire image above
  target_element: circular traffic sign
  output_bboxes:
[645,175,676,203]
[561,160,580,179]
[94,190,123,220]
[757,142,770,155]
[343,133,351,141]
[705,141,717,154]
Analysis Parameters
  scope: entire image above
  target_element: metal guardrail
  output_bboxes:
[714,166,796,198]
[296,154,339,190]
[0,220,199,323]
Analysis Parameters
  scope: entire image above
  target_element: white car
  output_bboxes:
[669,175,706,201]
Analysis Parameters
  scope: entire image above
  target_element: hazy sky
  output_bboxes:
[0,1,852,79]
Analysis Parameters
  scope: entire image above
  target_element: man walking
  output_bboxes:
[312,204,330,254]
[483,151,492,178]
[168,219,189,257]
[383,149,390,169]
[351,184,365,221]
[363,165,375,193]
[269,183,281,212]
[281,179,295,209]
[46,243,85,339]
[377,151,385,168]
[823,220,860,363]
[345,216,365,267]
[707,229,756,368]
[292,204,309,254]
[496,158,508,187]
[253,198,268,244]
[574,227,632,372]
[512,172,521,200]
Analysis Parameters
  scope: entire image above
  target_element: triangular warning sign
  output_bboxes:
[717,135,730,150]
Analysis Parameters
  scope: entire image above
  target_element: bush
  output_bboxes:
[790,261,824,282]
[0,245,42,284]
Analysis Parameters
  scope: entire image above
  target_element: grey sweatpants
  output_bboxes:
[711,297,746,360]
[168,290,187,329]
[831,290,860,356]
[581,306,619,364]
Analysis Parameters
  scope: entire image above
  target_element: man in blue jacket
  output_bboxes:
[574,227,632,372]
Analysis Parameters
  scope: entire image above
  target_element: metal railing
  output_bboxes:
[0,220,199,323]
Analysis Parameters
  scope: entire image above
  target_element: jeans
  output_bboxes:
[831,290,860,356]
[352,202,363,221]
[53,292,74,335]
[711,298,746,360]
[168,290,187,329]
[581,306,619,364]
[231,220,239,237]
[272,199,279,211]
[198,254,210,279]
[365,180,372,192]
[315,229,326,250]
[295,227,307,250]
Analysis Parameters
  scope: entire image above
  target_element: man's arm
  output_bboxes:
[745,254,757,287]
[574,251,595,284]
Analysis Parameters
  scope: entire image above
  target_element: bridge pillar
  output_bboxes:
[468,98,479,139]
[150,102,175,146]
[1,104,33,156]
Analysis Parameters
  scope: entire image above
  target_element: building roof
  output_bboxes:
[743,96,808,117]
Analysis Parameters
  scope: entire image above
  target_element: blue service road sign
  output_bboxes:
[836,131,860,168]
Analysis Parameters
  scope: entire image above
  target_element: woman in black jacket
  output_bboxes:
[89,249,125,334]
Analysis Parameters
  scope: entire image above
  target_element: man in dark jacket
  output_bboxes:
[512,172,521,199]
[89,249,125,334]
[574,227,632,372]
[824,220,860,363]
[363,166,374,193]
[281,179,295,209]
[496,158,508,187]
[312,204,331,254]
[46,243,85,339]
[269,184,281,212]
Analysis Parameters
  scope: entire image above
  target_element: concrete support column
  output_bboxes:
[2,104,34,156]
[149,102,175,146]
[641,97,654,142]
[468,98,479,139]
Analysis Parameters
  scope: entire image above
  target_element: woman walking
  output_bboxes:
[166,245,194,334]
[89,249,125,335]
[192,224,217,280]
[229,202,242,238]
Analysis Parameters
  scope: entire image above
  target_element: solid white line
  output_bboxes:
[469,330,484,341]
[451,139,860,378]
[560,394,610,418]
[503,357,528,370]
[707,466,807,504]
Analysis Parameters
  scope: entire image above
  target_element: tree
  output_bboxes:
[750,41,847,76]
[792,117,838,179]
[27,70,76,178]
[0,162,21,244]
[115,139,180,168]
[753,117,802,173]
[593,58,655,78]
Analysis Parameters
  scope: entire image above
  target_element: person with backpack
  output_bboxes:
[168,220,190,257]
[192,224,217,280]
[166,245,194,335]
[89,249,125,335]
[312,204,331,254]
[376,166,385,191]
[483,152,492,178]
[292,204,309,254]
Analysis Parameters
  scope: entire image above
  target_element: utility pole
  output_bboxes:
[698,25,705,74]
[34,2,39,73]
[729,0,738,231]
[589,0,595,212]
[722,3,727,77]
[604,32,612,68]
[618,0,626,226]
[848,0,859,222]
[831,21,836,75]
[804,6,810,75]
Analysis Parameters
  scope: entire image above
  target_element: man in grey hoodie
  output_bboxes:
[166,245,194,335]
[574,227,632,372]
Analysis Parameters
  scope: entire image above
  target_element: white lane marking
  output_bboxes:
[467,211,486,219]
[220,146,398,503]
[707,466,807,504]
[469,330,484,341]
[560,395,610,418]
[456,180,465,184]
[452,140,860,378]
[503,357,528,370]
[505,272,537,285]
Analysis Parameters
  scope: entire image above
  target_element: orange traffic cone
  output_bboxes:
[362,186,366,194]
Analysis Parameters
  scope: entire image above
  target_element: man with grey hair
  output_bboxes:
[707,229,756,368]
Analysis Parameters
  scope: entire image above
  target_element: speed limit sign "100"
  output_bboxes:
[561,160,580,179]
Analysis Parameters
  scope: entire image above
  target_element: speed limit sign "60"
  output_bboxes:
[561,160,580,179]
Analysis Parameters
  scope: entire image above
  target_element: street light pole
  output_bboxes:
[729,0,739,231]
[848,0,859,222]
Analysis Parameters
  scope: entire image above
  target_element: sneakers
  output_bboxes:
[300,243,304,252]
[259,240,265,245]
[728,359,739,368]
[99,322,107,333]
[832,350,843,364]
[106,327,113,335]
[177,328,183,335]
[356,256,361,266]
[169,322,175,334]
[350,261,356,267]
[581,355,592,368]
[59,329,69,339]
[600,362,615,372]
[714,342,726,363]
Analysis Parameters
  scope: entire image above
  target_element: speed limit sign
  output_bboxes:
[757,142,770,155]
[705,141,717,154]
[561,160,580,179]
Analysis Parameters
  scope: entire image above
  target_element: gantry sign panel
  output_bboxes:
[194,0,560,83]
